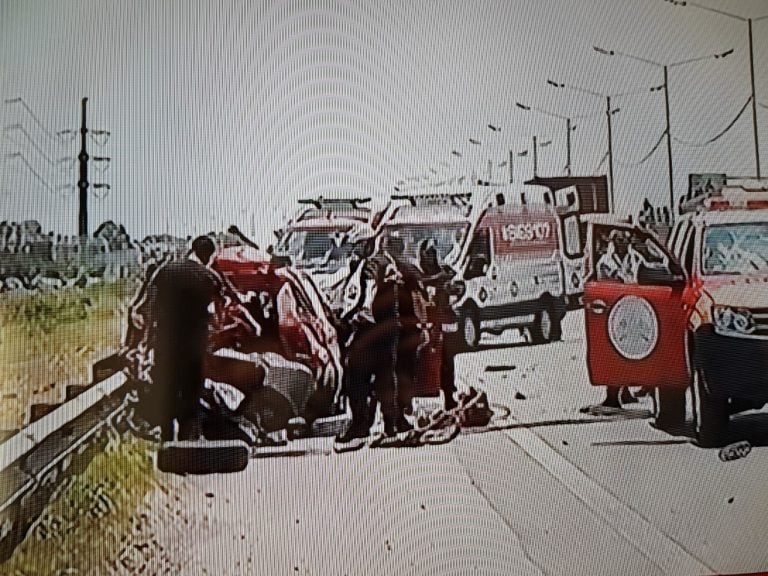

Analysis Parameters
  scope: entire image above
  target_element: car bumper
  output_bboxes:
[694,326,768,401]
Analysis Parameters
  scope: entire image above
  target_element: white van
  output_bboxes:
[451,184,572,348]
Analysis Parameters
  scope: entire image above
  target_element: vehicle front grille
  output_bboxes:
[751,308,768,338]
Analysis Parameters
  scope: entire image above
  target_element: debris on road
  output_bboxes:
[718,441,752,462]
[485,364,516,372]
[514,391,526,400]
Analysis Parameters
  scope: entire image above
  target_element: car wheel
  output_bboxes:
[692,366,729,448]
[652,387,686,431]
[530,306,554,345]
[460,306,480,350]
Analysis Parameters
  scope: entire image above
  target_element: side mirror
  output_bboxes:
[636,265,685,287]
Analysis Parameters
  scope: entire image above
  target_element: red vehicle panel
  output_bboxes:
[584,280,689,388]
[583,224,689,390]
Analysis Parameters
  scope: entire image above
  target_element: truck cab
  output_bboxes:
[583,181,768,446]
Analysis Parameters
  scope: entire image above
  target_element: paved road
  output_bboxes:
[146,312,768,576]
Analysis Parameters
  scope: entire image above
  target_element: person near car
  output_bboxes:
[419,239,459,411]
[126,235,227,441]
[382,234,428,423]
[334,235,416,447]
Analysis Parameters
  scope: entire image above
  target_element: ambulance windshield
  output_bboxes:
[703,223,768,275]
[383,223,469,266]
[279,228,355,272]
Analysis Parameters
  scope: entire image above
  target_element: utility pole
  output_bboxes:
[509,150,514,183]
[72,98,111,237]
[606,96,616,214]
[78,97,89,238]
[663,66,674,216]
[533,135,538,178]
[749,18,761,178]
[566,118,573,176]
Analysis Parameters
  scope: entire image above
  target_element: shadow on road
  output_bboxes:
[588,412,768,450]
[591,439,691,447]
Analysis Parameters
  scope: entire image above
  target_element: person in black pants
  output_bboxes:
[419,240,458,411]
[129,236,223,441]
[335,236,415,446]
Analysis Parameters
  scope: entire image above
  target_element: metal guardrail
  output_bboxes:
[0,366,130,561]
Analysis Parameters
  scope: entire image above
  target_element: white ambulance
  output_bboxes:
[451,184,573,348]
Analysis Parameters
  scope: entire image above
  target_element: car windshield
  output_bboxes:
[382,223,469,266]
[279,228,355,272]
[702,222,768,275]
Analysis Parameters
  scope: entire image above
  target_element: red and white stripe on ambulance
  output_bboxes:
[481,210,559,258]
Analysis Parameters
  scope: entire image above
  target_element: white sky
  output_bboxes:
[2,0,767,247]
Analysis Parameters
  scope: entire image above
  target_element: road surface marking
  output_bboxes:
[502,420,714,576]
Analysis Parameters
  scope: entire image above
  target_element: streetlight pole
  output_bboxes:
[516,101,579,175]
[606,96,616,213]
[546,79,623,213]
[663,1,767,177]
[749,18,760,178]
[662,65,674,215]
[566,118,572,176]
[533,135,538,177]
[593,44,733,216]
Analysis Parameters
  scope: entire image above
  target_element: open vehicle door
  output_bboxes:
[583,223,689,390]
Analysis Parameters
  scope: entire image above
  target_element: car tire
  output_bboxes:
[652,387,686,431]
[460,306,481,351]
[692,366,729,448]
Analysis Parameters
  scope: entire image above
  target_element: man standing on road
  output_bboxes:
[334,236,415,450]
[126,236,224,441]
[419,240,458,411]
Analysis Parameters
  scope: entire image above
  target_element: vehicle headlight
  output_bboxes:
[713,306,755,334]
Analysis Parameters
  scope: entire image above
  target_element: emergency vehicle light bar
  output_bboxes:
[391,192,472,207]
[297,197,371,209]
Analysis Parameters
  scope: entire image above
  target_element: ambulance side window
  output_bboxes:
[562,215,582,258]
[465,228,491,279]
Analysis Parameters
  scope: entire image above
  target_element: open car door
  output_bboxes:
[583,223,689,390]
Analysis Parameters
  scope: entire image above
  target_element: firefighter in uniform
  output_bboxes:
[334,236,416,449]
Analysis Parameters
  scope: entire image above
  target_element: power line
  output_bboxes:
[4,153,59,195]
[615,130,667,167]
[593,150,609,174]
[3,97,68,144]
[672,96,752,147]
[2,124,64,167]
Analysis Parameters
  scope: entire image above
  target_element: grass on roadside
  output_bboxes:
[1,437,168,576]
[0,280,137,429]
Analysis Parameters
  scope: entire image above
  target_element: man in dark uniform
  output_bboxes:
[383,235,426,424]
[334,235,415,449]
[129,236,223,441]
[419,240,459,411]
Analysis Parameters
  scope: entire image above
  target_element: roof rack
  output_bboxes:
[390,192,472,208]
[297,197,371,210]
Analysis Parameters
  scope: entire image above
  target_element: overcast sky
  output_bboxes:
[2,0,767,246]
